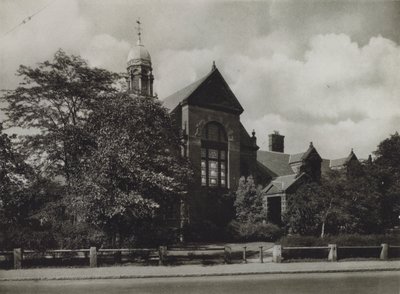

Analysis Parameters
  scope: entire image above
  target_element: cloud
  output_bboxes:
[157,33,400,159]
[1,1,399,159]
[81,34,130,73]
[232,34,400,158]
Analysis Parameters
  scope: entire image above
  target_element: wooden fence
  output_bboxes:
[273,243,400,263]
[2,244,398,269]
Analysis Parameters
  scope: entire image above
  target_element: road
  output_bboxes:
[0,271,399,294]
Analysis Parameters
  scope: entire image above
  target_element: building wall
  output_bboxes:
[182,104,241,191]
[179,104,242,227]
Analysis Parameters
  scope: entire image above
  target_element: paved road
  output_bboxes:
[0,271,399,294]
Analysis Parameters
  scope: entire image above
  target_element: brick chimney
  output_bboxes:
[269,131,284,153]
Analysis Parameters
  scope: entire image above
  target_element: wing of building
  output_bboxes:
[124,27,361,228]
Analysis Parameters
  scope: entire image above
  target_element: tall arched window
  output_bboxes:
[201,122,228,188]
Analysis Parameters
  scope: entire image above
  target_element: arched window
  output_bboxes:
[201,122,228,188]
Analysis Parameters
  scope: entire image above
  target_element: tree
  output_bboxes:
[234,176,266,223]
[1,50,119,186]
[284,166,383,237]
[0,122,32,226]
[372,132,400,229]
[74,93,193,246]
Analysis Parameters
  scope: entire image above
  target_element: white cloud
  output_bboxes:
[81,34,130,72]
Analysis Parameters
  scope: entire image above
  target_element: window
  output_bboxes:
[201,122,228,188]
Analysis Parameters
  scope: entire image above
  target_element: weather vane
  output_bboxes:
[136,18,142,43]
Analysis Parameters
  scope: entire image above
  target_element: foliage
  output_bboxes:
[228,221,283,242]
[74,93,193,245]
[1,49,119,184]
[284,164,384,237]
[372,132,400,230]
[234,176,266,223]
[278,233,400,247]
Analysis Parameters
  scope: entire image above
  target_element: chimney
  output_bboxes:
[269,131,284,153]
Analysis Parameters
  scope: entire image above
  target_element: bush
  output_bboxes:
[228,221,283,242]
[278,233,400,247]
[183,220,228,242]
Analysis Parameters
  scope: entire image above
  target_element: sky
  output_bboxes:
[1,0,399,159]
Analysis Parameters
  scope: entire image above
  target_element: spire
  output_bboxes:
[212,61,216,71]
[252,129,256,138]
[136,18,142,45]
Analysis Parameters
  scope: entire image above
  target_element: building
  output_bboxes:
[126,26,359,229]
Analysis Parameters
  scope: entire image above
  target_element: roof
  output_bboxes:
[257,150,294,177]
[289,152,305,164]
[329,157,348,168]
[240,123,259,150]
[262,173,304,195]
[161,67,244,114]
[162,72,211,111]
[321,158,331,174]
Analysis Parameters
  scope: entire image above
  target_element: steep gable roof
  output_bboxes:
[257,150,294,177]
[262,173,305,195]
[162,67,244,114]
[329,150,358,169]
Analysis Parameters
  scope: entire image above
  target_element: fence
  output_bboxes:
[272,243,400,263]
[2,244,398,269]
[1,245,246,269]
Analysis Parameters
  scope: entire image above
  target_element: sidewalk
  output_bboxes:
[0,260,399,281]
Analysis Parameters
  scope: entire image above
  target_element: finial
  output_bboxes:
[310,141,313,148]
[212,61,216,71]
[351,148,354,153]
[252,129,256,137]
[136,18,142,45]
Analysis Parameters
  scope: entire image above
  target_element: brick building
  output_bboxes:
[126,29,359,228]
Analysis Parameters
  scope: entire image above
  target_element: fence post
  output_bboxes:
[328,244,337,262]
[90,247,97,268]
[242,246,247,263]
[224,246,232,264]
[159,246,167,265]
[272,245,282,263]
[114,250,122,264]
[380,243,388,260]
[13,248,22,269]
[259,246,263,263]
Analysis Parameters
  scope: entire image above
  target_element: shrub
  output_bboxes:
[183,220,228,242]
[229,221,283,242]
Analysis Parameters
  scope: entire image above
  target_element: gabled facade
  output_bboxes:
[163,64,270,226]
[258,135,360,224]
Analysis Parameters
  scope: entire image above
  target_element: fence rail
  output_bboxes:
[273,243,397,263]
[1,243,398,269]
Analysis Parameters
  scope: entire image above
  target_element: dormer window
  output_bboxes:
[200,122,228,188]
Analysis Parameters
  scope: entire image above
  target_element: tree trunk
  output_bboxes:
[321,221,325,238]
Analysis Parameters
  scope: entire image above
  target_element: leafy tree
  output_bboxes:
[234,176,266,223]
[74,93,193,246]
[0,122,32,227]
[372,132,400,229]
[284,166,384,237]
[1,49,119,186]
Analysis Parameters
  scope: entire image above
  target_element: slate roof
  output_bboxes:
[321,158,331,174]
[257,150,294,177]
[288,152,305,164]
[330,157,348,168]
[239,123,258,149]
[162,72,211,111]
[162,67,244,114]
[262,173,305,195]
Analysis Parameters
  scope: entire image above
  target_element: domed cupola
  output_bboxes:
[127,39,151,66]
[127,20,154,97]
